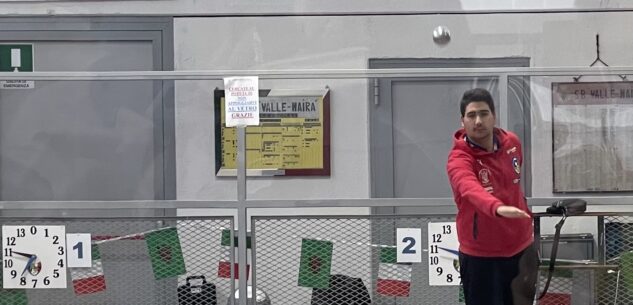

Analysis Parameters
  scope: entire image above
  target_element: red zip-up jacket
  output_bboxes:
[447,128,533,257]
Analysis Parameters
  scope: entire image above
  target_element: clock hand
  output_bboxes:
[438,246,459,257]
[13,251,36,259]
[21,255,37,276]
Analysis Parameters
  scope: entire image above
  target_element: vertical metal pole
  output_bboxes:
[499,73,509,129]
[597,215,605,264]
[250,214,257,305]
[229,221,235,305]
[237,126,248,305]
[533,216,541,256]
[533,215,542,294]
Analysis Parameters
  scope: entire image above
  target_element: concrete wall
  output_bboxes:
[173,14,633,262]
[0,1,631,16]
[174,12,633,201]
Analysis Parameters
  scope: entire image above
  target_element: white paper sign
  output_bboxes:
[0,80,34,89]
[396,228,422,263]
[10,49,21,69]
[66,233,92,268]
[224,76,259,127]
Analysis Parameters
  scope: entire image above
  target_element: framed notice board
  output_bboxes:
[552,81,633,192]
[214,89,330,176]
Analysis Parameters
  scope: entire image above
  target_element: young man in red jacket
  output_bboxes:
[446,88,538,305]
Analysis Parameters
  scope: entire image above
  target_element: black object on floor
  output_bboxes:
[178,275,217,305]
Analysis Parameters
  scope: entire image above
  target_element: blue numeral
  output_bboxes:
[402,237,416,254]
[73,241,83,259]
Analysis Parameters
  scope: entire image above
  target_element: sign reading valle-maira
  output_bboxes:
[0,44,34,89]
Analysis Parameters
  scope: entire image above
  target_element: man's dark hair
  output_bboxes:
[460,88,495,117]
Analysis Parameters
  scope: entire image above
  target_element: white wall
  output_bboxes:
[173,15,633,270]
[1,0,631,16]
[174,12,633,201]
[175,16,375,201]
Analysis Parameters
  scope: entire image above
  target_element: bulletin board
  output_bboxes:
[214,89,330,176]
[552,81,633,192]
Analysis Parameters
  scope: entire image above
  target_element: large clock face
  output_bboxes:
[2,225,67,289]
[428,222,461,286]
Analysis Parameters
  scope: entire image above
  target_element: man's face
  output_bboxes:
[461,101,495,143]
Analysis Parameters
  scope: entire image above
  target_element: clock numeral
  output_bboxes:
[4,248,13,257]
[57,259,64,268]
[447,274,454,283]
[58,246,64,255]
[10,270,17,279]
[16,228,25,237]
[443,225,452,234]
[430,245,438,254]
[44,228,49,237]
[52,236,59,245]
[19,277,26,286]
[436,266,443,275]
[31,279,38,288]
[401,237,417,254]
[429,256,439,265]
[432,234,442,243]
[5,237,15,246]
[3,259,13,268]
[29,226,37,235]
[53,269,60,278]
[43,276,50,286]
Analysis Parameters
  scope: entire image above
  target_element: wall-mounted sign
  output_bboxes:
[214,89,330,176]
[396,228,422,263]
[223,76,259,127]
[0,44,34,89]
[552,81,633,192]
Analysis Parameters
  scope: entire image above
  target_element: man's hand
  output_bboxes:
[496,205,531,218]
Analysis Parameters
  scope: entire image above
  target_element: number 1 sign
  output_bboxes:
[396,228,422,263]
[66,234,92,268]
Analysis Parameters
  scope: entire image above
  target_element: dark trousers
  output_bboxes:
[459,243,538,305]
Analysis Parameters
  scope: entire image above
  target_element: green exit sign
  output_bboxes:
[0,44,33,72]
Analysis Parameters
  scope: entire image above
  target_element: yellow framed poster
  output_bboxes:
[214,89,330,176]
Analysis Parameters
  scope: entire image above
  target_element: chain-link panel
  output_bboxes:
[536,269,595,305]
[252,215,461,305]
[599,215,633,305]
[0,217,234,305]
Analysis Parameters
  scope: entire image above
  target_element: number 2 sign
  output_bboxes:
[396,228,422,263]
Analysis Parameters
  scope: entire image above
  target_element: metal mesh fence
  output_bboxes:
[536,269,595,305]
[252,215,461,305]
[0,212,630,304]
[0,216,234,305]
[253,214,633,305]
[598,215,633,305]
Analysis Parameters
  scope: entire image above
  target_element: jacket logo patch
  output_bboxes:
[506,146,517,154]
[512,157,520,174]
[478,168,491,184]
